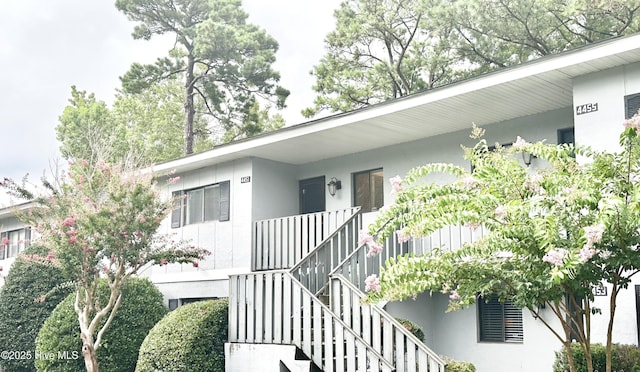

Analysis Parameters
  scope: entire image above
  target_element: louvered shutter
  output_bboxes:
[170,191,183,228]
[219,181,230,222]
[626,93,640,119]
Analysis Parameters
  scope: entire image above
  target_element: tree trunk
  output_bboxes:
[81,340,99,372]
[606,284,619,372]
[184,51,196,155]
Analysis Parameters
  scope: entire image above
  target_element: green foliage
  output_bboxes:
[306,0,640,117]
[444,357,476,372]
[136,299,228,372]
[56,86,127,164]
[0,245,71,372]
[395,318,425,342]
[35,278,167,372]
[553,343,640,372]
[116,0,289,153]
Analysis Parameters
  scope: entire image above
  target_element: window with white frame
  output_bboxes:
[478,295,523,343]
[0,227,31,260]
[353,168,384,213]
[171,181,230,228]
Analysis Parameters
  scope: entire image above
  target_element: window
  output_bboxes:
[626,93,640,119]
[558,127,575,145]
[0,228,31,260]
[168,297,216,310]
[478,295,523,343]
[353,168,384,213]
[171,181,230,228]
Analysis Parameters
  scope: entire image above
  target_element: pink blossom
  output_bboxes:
[364,274,381,292]
[584,224,605,246]
[513,136,528,151]
[542,248,568,267]
[395,229,411,244]
[449,290,460,301]
[61,217,76,227]
[81,159,89,167]
[193,262,199,268]
[367,242,383,257]
[46,252,55,260]
[160,259,168,266]
[139,216,147,223]
[579,246,596,263]
[494,205,507,218]
[359,230,374,246]
[168,176,181,185]
[623,114,640,131]
[389,175,403,195]
[78,175,86,183]
[69,236,77,244]
[461,174,477,188]
[1,237,8,246]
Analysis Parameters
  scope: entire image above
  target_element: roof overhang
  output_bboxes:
[154,34,640,174]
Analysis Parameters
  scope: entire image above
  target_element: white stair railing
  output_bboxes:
[228,271,395,372]
[253,207,360,271]
[331,275,445,372]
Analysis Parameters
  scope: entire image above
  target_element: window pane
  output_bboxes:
[8,229,25,258]
[186,189,204,225]
[354,171,372,212]
[204,185,220,221]
[371,169,384,211]
[479,295,523,343]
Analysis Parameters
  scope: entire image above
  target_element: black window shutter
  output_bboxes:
[171,191,183,228]
[24,227,31,249]
[626,93,640,119]
[0,232,5,260]
[219,181,230,222]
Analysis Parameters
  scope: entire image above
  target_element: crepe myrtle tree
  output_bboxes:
[0,159,208,372]
[363,118,640,372]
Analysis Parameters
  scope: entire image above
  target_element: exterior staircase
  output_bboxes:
[228,207,480,371]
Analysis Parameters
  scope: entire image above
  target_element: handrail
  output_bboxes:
[289,207,361,273]
[253,207,360,271]
[332,274,446,371]
[228,271,395,372]
[289,208,362,295]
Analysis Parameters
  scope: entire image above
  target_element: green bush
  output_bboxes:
[444,357,476,372]
[0,245,70,372]
[35,277,167,372]
[395,317,425,342]
[553,343,640,372]
[136,299,228,372]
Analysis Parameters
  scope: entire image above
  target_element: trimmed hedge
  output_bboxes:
[553,343,640,372]
[0,245,70,372]
[136,299,228,372]
[444,357,477,372]
[35,277,167,372]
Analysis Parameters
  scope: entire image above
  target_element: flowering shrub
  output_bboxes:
[1,159,208,372]
[366,118,640,372]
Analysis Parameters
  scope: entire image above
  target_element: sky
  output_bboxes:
[0,0,342,205]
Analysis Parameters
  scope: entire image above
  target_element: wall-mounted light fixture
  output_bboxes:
[522,152,536,167]
[327,177,342,197]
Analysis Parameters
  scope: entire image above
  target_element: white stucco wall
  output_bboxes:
[385,293,563,372]
[573,62,640,346]
[251,157,299,221]
[147,158,253,300]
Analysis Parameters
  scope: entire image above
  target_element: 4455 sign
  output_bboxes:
[576,102,598,115]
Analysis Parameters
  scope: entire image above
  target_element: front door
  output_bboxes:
[299,176,325,214]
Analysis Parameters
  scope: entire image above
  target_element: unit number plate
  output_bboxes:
[576,103,598,115]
